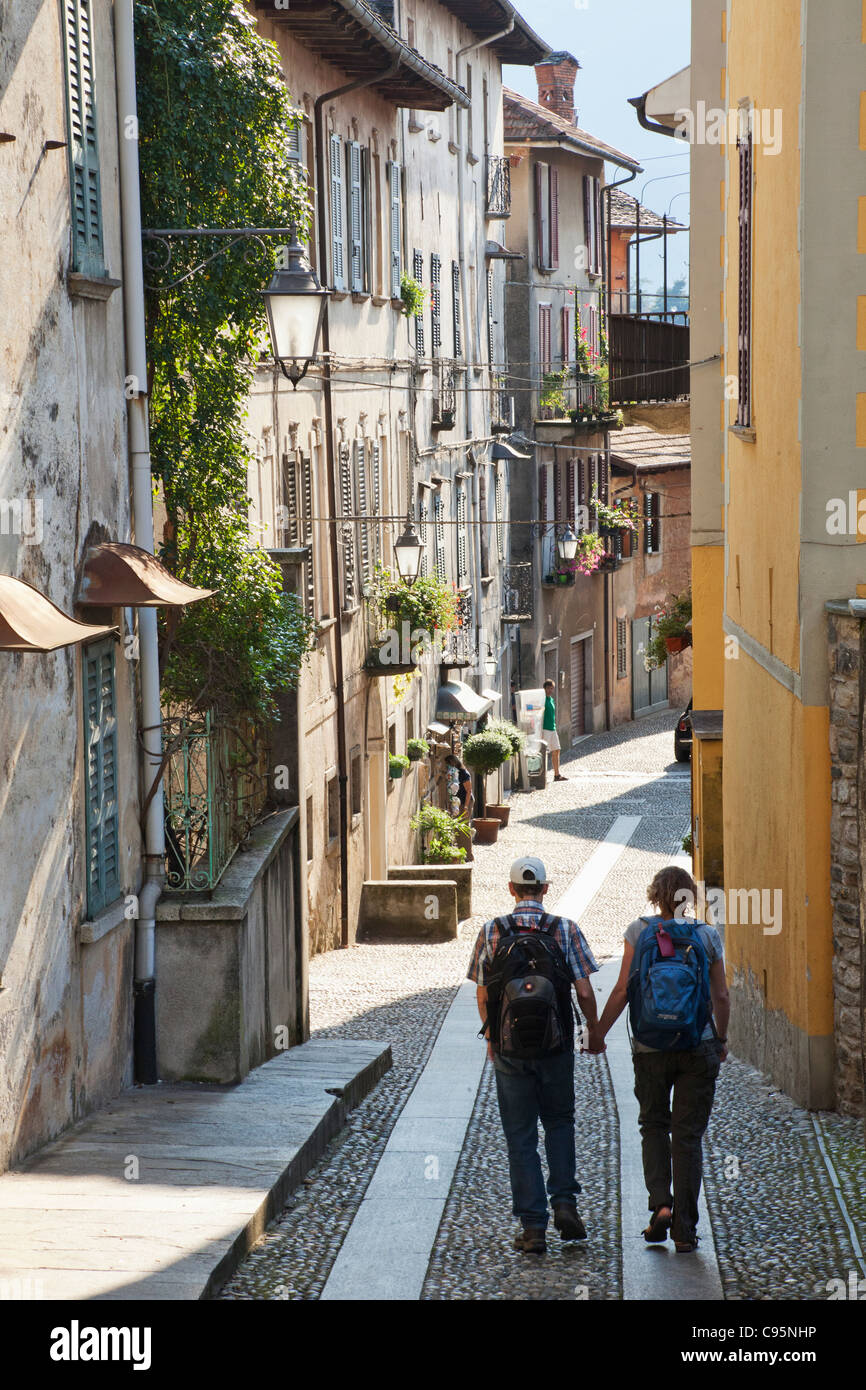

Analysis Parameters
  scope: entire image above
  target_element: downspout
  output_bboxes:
[313,61,400,948]
[456,17,515,687]
[115,0,163,1084]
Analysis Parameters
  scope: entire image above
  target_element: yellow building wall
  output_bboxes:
[691,544,725,709]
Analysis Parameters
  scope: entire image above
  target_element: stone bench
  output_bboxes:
[357,880,458,942]
[387,863,472,921]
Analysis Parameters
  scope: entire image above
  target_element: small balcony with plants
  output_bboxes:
[364,563,459,675]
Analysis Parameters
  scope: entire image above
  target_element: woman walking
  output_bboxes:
[596,866,730,1253]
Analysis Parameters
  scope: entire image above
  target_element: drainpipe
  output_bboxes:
[456,17,515,689]
[313,62,400,947]
[115,0,163,1084]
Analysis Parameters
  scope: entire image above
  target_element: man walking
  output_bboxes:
[542,678,567,781]
[467,857,603,1253]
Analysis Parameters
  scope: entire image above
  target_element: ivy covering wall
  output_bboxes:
[136,0,313,719]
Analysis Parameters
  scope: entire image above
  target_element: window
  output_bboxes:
[430,254,442,356]
[479,468,490,576]
[583,175,602,274]
[63,0,105,277]
[538,303,553,376]
[413,249,425,356]
[327,772,340,843]
[329,133,345,290]
[347,141,367,293]
[452,261,462,358]
[388,160,402,298]
[288,116,305,168]
[616,619,628,679]
[350,746,362,818]
[282,451,316,620]
[433,492,447,581]
[354,438,371,588]
[535,162,559,271]
[418,488,429,578]
[406,707,415,747]
[736,115,754,428]
[494,467,504,561]
[388,722,397,758]
[370,440,382,570]
[644,491,661,554]
[539,461,556,576]
[83,638,119,917]
[305,792,314,861]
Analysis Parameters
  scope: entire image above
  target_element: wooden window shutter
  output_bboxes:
[339,443,355,604]
[431,253,442,355]
[598,451,609,504]
[566,459,576,524]
[83,637,119,917]
[550,165,559,270]
[283,452,300,546]
[301,454,316,619]
[560,306,572,366]
[588,455,597,529]
[413,249,425,356]
[418,495,429,578]
[494,467,505,560]
[538,304,552,375]
[553,460,562,523]
[479,467,490,576]
[535,162,549,269]
[457,484,468,585]
[330,133,345,291]
[63,0,104,276]
[348,140,364,292]
[434,493,447,581]
[388,160,402,299]
[452,261,462,358]
[354,439,370,587]
[538,462,548,522]
[582,176,592,271]
[371,440,382,565]
[593,177,602,272]
[737,127,753,428]
[577,454,587,513]
[616,619,628,679]
[288,118,303,164]
[486,267,496,364]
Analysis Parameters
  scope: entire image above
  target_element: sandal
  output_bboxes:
[643,1206,672,1243]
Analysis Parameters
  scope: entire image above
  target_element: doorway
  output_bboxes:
[632,616,668,715]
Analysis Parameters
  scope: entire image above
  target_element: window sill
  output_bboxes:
[79,895,129,945]
[372,294,390,306]
[351,291,371,304]
[408,119,425,133]
[67,272,122,302]
[330,290,350,302]
[729,424,756,443]
[390,297,405,311]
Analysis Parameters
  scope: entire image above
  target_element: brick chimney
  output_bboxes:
[534,51,581,124]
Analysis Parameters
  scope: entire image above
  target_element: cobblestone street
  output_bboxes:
[220,712,866,1302]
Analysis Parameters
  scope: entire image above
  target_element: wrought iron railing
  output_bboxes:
[490,377,515,433]
[432,358,456,429]
[163,709,270,892]
[486,156,512,217]
[440,587,477,666]
[501,562,533,623]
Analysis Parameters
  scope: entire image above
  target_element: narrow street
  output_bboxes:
[220,712,866,1302]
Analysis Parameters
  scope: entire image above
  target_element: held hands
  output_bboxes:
[583,1026,607,1055]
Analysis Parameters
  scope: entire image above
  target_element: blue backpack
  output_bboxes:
[627,915,713,1050]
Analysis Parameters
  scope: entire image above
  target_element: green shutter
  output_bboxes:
[83,638,119,917]
[63,0,105,277]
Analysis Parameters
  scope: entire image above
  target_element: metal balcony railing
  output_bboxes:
[440,588,477,667]
[501,562,533,623]
[486,156,511,218]
[163,709,270,891]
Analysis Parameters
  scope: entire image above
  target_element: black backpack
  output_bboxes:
[482,914,577,1060]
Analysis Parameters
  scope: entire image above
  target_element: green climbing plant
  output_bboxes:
[136,0,313,719]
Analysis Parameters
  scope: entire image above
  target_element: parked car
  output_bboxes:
[674,699,692,762]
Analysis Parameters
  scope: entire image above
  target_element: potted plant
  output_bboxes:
[389,753,410,779]
[399,271,426,318]
[682,828,693,856]
[573,531,606,576]
[406,737,430,763]
[462,729,512,840]
[410,804,472,863]
[486,719,526,760]
[644,589,693,670]
[367,564,459,671]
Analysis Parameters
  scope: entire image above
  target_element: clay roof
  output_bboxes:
[503,87,642,171]
[609,425,691,473]
[609,188,686,232]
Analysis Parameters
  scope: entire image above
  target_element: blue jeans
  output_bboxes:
[493,1050,579,1229]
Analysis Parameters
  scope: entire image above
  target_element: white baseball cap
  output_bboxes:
[510,856,548,887]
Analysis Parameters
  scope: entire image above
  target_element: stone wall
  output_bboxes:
[826,606,864,1115]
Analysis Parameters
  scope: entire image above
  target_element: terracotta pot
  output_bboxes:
[486,804,510,828]
[472,817,500,845]
[665,635,686,653]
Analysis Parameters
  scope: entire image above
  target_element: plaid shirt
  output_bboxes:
[466,900,599,987]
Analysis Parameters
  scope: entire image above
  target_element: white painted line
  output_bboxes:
[320,981,485,1302]
[553,815,642,924]
[595,958,724,1301]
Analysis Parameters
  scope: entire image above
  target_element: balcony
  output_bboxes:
[486,156,511,218]
[440,588,477,667]
[501,562,533,623]
[490,377,515,434]
[608,314,690,405]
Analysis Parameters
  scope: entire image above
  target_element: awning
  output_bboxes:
[435,680,493,722]
[0,576,115,652]
[253,0,470,111]
[77,543,214,608]
[492,439,532,460]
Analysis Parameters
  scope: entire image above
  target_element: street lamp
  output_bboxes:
[393,516,423,586]
[262,228,329,388]
[557,527,579,562]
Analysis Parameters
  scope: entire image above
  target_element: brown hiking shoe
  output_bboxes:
[553,1202,587,1240]
[514,1227,547,1254]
